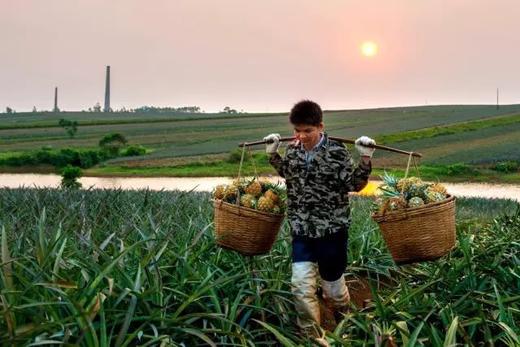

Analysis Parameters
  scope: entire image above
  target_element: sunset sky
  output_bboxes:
[1,0,519,112]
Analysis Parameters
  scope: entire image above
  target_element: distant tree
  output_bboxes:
[32,106,37,113]
[99,133,127,156]
[58,119,78,138]
[6,107,13,114]
[133,105,202,114]
[93,102,102,112]
[221,106,238,114]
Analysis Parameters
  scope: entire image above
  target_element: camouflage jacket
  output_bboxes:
[269,133,371,238]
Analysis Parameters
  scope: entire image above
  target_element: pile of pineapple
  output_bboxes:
[376,173,448,214]
[213,178,286,214]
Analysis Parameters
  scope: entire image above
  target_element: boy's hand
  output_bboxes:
[355,136,376,158]
[263,133,281,154]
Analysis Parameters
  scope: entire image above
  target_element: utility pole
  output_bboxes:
[53,87,59,112]
[104,66,111,112]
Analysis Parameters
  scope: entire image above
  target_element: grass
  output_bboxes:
[377,112,520,144]
[378,122,520,166]
[2,104,520,157]
[0,188,519,345]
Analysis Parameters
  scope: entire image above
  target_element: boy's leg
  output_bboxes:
[317,230,350,311]
[291,237,320,331]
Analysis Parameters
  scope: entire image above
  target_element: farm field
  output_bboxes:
[1,104,520,182]
[0,188,518,345]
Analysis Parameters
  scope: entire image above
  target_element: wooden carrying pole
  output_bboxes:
[238,136,422,158]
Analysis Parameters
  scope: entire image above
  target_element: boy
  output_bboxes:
[264,100,375,340]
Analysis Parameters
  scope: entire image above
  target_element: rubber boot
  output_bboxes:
[291,262,321,335]
[321,275,350,322]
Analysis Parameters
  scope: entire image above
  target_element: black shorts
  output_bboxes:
[291,230,348,282]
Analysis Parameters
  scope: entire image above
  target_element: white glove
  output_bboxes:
[263,133,281,154]
[355,136,376,158]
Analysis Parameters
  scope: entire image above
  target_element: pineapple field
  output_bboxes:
[1,188,519,346]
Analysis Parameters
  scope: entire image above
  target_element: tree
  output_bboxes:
[221,106,237,114]
[93,102,102,112]
[60,165,82,189]
[58,119,78,138]
[32,106,37,113]
[6,107,13,114]
[99,133,128,156]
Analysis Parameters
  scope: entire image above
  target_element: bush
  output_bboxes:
[60,165,82,189]
[0,149,107,169]
[493,161,519,173]
[99,133,128,157]
[227,148,252,163]
[78,150,102,168]
[123,145,146,157]
[445,163,478,176]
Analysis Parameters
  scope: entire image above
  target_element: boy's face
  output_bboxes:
[292,122,324,150]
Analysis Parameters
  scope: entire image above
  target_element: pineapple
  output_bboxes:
[408,196,425,208]
[381,171,399,191]
[240,194,257,208]
[223,185,239,202]
[211,178,287,213]
[264,189,280,203]
[379,195,407,213]
[257,196,275,212]
[375,173,449,213]
[231,179,246,192]
[407,183,429,200]
[397,177,423,193]
[245,180,262,197]
[429,183,447,196]
[424,190,445,203]
[387,196,407,211]
[213,185,226,199]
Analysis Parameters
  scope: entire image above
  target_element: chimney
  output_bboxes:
[53,87,59,112]
[104,66,111,112]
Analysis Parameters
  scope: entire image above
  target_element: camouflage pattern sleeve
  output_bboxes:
[338,147,372,192]
[268,152,287,178]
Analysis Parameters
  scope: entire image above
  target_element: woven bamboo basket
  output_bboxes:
[372,195,456,264]
[213,199,285,256]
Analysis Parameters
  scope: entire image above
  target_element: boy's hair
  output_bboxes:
[289,100,323,126]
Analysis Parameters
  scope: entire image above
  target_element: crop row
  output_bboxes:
[0,188,518,345]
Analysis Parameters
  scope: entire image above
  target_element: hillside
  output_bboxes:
[1,104,519,180]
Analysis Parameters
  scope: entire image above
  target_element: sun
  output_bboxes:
[360,41,378,58]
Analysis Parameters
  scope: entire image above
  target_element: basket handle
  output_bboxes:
[404,151,421,179]
[236,145,259,213]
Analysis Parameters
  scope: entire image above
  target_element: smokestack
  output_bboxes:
[104,66,111,112]
[53,87,59,112]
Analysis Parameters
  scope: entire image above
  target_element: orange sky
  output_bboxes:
[1,0,519,112]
